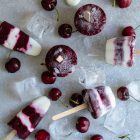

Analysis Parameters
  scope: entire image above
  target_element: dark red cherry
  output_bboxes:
[117,86,130,101]
[5,58,21,73]
[41,0,57,11]
[81,89,88,97]
[122,26,136,37]
[117,0,132,8]
[69,93,84,107]
[48,88,62,101]
[76,117,90,133]
[41,71,56,84]
[91,134,104,140]
[35,129,50,140]
[58,24,72,38]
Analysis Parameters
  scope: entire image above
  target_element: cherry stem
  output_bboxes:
[112,0,116,7]
[65,132,73,137]
[119,134,131,140]
[40,63,46,66]
[130,95,140,102]
[69,99,79,105]
[55,8,59,22]
[59,100,69,108]
[72,30,78,33]
[134,24,140,31]
[7,51,12,59]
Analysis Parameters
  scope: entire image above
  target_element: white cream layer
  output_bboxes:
[31,96,51,117]
[17,112,34,132]
[106,37,133,67]
[65,0,81,6]
[2,25,42,56]
[93,86,116,118]
[3,27,20,50]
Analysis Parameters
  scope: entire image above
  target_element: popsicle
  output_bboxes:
[74,4,106,36]
[65,0,81,6]
[45,45,77,77]
[84,86,116,119]
[52,86,116,120]
[4,96,50,140]
[105,36,135,67]
[0,21,42,56]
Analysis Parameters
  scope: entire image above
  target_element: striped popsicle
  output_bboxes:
[0,21,42,56]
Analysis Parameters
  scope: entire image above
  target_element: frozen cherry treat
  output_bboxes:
[106,36,135,67]
[84,86,116,119]
[0,21,41,56]
[8,96,51,139]
[74,4,106,36]
[45,45,77,77]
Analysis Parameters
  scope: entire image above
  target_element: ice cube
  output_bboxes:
[104,100,140,138]
[26,11,57,39]
[104,101,127,134]
[13,77,41,102]
[83,37,104,57]
[125,101,140,138]
[127,81,140,101]
[79,67,106,88]
[49,119,75,140]
[49,118,85,140]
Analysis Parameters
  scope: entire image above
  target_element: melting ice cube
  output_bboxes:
[49,119,75,140]
[13,77,41,102]
[49,118,85,140]
[79,67,106,88]
[104,101,127,134]
[127,81,140,101]
[27,11,57,39]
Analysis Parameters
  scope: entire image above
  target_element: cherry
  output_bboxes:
[48,88,62,101]
[41,0,57,11]
[76,117,90,133]
[41,71,56,84]
[48,88,68,107]
[117,86,140,102]
[117,87,130,101]
[41,0,59,21]
[122,26,136,38]
[117,0,132,8]
[91,134,104,140]
[58,24,73,38]
[69,93,84,107]
[5,58,21,73]
[35,129,50,140]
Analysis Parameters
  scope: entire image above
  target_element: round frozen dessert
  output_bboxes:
[45,45,77,77]
[65,0,81,6]
[74,4,106,36]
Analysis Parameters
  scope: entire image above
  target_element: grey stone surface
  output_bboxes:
[0,0,140,140]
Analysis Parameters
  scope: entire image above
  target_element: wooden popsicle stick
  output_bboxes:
[52,103,88,121]
[134,50,140,55]
[3,130,17,140]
